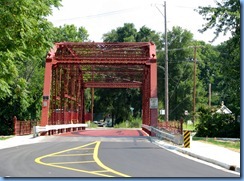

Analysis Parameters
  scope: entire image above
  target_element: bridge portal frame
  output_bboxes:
[40,42,157,131]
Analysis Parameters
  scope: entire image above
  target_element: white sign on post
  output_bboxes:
[160,109,165,115]
[150,98,158,109]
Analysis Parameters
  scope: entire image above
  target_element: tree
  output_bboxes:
[52,24,89,43]
[215,38,240,117]
[195,107,240,138]
[196,0,240,117]
[159,26,204,120]
[103,23,162,48]
[197,42,222,107]
[196,0,240,43]
[136,26,163,49]
[0,0,62,135]
[103,23,137,42]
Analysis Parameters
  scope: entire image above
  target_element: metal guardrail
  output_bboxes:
[141,124,151,132]
[33,123,88,137]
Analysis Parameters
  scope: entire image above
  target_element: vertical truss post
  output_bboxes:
[75,65,80,123]
[40,60,53,126]
[50,66,57,125]
[142,66,150,126]
[149,61,158,127]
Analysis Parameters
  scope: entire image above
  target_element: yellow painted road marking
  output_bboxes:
[49,161,95,165]
[50,153,93,157]
[76,147,94,150]
[35,141,130,177]
[93,141,130,177]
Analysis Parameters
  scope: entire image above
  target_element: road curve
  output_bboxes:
[0,131,239,177]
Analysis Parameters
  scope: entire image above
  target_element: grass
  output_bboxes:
[183,123,195,131]
[183,121,199,131]
[193,137,240,152]
[0,136,13,141]
[114,117,142,128]
[87,121,98,128]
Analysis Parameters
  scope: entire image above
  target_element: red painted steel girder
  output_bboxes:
[47,42,156,64]
[52,63,145,85]
[84,82,142,88]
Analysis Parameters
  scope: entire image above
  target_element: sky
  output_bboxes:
[47,0,232,46]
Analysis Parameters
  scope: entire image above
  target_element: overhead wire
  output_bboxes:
[50,6,146,22]
[50,3,196,23]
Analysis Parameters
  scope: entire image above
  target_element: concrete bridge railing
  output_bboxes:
[142,124,183,145]
[33,123,88,137]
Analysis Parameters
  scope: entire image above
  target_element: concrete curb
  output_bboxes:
[176,148,240,173]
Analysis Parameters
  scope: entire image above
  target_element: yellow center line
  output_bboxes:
[93,141,130,177]
[50,153,93,157]
[92,170,110,173]
[35,141,130,177]
[76,148,94,150]
[49,161,95,165]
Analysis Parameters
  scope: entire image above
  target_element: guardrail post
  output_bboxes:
[33,126,38,137]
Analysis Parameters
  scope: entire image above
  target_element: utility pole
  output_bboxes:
[209,83,211,107]
[155,1,168,122]
[164,1,169,122]
[193,46,197,124]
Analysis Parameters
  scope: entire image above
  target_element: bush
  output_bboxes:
[114,117,142,128]
[195,107,240,138]
[0,119,14,135]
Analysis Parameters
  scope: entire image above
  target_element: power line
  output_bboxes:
[50,3,197,23]
[157,46,202,52]
[49,6,147,22]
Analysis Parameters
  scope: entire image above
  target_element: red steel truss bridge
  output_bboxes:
[40,42,157,134]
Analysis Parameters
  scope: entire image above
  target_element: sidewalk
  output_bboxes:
[152,137,240,174]
[0,135,46,150]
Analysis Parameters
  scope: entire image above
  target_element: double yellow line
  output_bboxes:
[35,141,130,177]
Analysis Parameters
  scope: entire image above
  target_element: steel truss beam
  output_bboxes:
[41,42,157,132]
[84,82,142,88]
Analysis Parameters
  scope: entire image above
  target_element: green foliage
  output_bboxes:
[94,88,141,124]
[0,0,61,135]
[195,107,240,138]
[196,0,240,42]
[183,122,197,131]
[103,23,137,42]
[103,23,162,48]
[215,38,240,117]
[197,0,240,117]
[88,122,98,128]
[114,117,142,128]
[52,24,89,42]
[0,136,13,140]
[129,117,142,128]
[159,26,201,120]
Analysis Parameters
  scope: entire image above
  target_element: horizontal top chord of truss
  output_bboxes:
[47,42,156,64]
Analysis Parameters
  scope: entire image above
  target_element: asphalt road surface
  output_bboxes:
[0,130,239,177]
